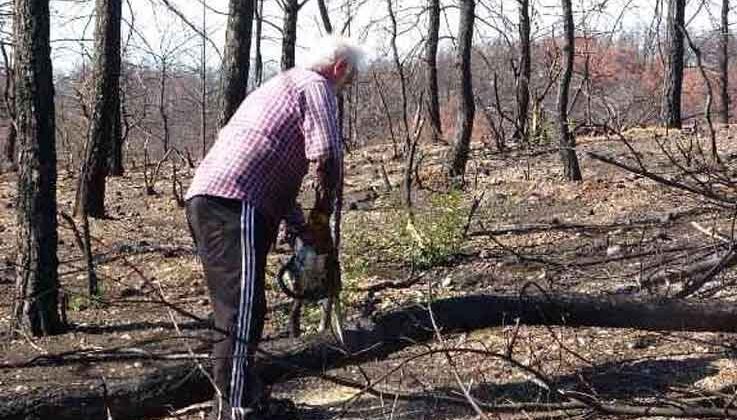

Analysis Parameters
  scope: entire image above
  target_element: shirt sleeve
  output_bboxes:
[302,80,340,161]
[301,79,343,254]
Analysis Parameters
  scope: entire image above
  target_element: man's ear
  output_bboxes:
[334,59,348,77]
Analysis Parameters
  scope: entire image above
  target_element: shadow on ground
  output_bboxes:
[280,355,720,420]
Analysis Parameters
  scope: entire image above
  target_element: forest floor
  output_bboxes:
[3,127,737,420]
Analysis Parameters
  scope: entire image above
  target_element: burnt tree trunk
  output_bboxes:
[78,0,122,218]
[219,0,254,127]
[158,60,169,154]
[662,0,685,129]
[107,93,122,176]
[105,0,123,177]
[386,0,411,153]
[425,0,442,143]
[447,0,475,182]
[514,0,531,143]
[281,0,299,70]
[719,0,730,125]
[253,0,264,87]
[1,41,16,172]
[317,0,333,33]
[12,0,63,336]
[8,292,737,419]
[1,121,16,172]
[200,1,207,158]
[557,0,582,181]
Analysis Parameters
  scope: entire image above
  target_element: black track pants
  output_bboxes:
[186,195,278,420]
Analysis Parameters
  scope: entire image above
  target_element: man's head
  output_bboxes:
[304,35,367,91]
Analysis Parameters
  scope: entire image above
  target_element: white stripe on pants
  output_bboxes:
[231,203,255,419]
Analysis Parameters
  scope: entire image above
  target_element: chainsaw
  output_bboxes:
[276,237,331,300]
[275,237,345,343]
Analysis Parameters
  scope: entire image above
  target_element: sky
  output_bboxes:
[47,0,727,74]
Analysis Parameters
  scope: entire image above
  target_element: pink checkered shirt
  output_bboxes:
[186,68,343,231]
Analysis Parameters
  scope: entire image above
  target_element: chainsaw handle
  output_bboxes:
[275,257,305,299]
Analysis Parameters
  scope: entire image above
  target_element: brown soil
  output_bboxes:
[2,128,737,419]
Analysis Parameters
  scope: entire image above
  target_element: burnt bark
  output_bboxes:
[514,0,531,142]
[281,0,299,70]
[107,95,123,176]
[105,0,123,177]
[158,61,170,154]
[386,0,410,153]
[200,1,207,158]
[7,292,737,419]
[1,41,16,172]
[219,0,255,127]
[12,0,63,336]
[425,0,442,143]
[662,0,685,129]
[253,0,264,87]
[719,0,730,125]
[447,0,475,182]
[557,0,582,181]
[316,0,333,34]
[1,121,15,172]
[78,0,123,218]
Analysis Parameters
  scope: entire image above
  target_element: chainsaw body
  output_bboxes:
[276,238,334,301]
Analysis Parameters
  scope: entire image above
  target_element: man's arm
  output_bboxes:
[313,156,342,251]
[302,80,343,253]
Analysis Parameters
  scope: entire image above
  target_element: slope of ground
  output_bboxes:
[2,127,737,419]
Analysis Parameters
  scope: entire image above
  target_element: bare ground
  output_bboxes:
[3,127,737,419]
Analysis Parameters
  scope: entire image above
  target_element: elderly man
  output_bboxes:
[185,36,365,420]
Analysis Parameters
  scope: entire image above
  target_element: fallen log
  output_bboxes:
[637,242,737,299]
[5,291,737,420]
[468,208,705,238]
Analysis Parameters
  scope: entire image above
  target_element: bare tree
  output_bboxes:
[106,0,123,177]
[557,0,582,181]
[447,0,475,183]
[1,40,15,172]
[13,0,63,336]
[200,1,207,157]
[662,0,685,129]
[107,91,123,175]
[280,0,308,70]
[253,0,264,87]
[425,0,442,143]
[317,0,333,33]
[514,0,531,142]
[385,0,411,152]
[719,0,730,125]
[681,25,719,163]
[158,59,170,154]
[219,0,255,127]
[77,0,123,218]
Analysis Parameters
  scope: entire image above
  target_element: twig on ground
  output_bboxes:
[691,221,731,244]
[357,272,426,293]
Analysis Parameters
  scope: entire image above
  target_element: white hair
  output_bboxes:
[303,35,368,73]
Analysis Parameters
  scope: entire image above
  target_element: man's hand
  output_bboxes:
[304,208,334,254]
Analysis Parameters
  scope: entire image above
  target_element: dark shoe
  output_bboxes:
[256,398,298,419]
[207,399,228,420]
[208,405,263,420]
